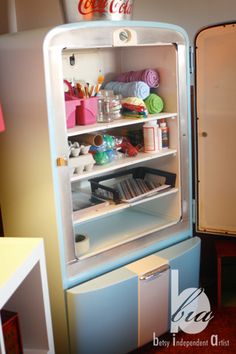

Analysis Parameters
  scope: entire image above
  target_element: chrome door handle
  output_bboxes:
[139,264,169,281]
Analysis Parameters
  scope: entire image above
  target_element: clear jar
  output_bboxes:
[110,95,122,120]
[97,98,105,122]
[97,91,114,123]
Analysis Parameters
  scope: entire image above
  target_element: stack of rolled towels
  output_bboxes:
[104,81,150,100]
[104,68,164,114]
[116,69,160,88]
[144,93,164,114]
[121,97,148,118]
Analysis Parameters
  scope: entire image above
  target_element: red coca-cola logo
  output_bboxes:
[78,0,133,16]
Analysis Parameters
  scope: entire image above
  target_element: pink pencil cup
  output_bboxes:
[65,99,80,129]
[76,97,98,125]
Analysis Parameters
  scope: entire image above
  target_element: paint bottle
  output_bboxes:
[143,121,158,153]
[160,120,169,149]
[156,123,162,151]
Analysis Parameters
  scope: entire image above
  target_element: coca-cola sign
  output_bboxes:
[62,0,134,22]
[78,0,133,16]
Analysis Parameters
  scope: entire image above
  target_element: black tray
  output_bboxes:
[89,167,176,203]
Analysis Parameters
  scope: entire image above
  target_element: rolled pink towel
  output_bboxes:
[116,69,160,88]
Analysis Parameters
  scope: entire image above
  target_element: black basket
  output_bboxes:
[89,167,176,203]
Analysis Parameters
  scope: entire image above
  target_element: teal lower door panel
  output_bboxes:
[66,267,138,354]
[66,237,201,354]
[156,236,201,291]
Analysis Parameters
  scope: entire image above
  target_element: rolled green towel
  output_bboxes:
[144,93,164,114]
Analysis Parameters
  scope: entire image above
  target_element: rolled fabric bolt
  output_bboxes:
[144,93,164,114]
[104,81,150,100]
[116,69,160,88]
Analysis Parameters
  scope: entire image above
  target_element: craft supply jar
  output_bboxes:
[97,91,114,123]
[143,121,159,153]
[111,94,122,120]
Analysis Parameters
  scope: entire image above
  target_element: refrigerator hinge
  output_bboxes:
[192,199,196,224]
[56,157,68,166]
[189,46,194,75]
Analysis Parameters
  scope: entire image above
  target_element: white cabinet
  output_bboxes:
[0,238,54,354]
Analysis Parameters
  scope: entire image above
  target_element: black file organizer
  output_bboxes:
[89,167,176,204]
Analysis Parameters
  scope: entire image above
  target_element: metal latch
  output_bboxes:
[139,264,170,281]
[189,46,194,75]
[192,199,196,224]
[113,28,137,46]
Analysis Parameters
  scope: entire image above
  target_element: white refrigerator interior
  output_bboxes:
[0,21,199,353]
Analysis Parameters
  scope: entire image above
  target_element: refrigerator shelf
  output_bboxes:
[75,209,179,260]
[73,188,179,225]
[70,148,177,182]
[67,113,177,137]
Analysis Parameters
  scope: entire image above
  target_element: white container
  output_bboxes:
[69,153,95,175]
[75,234,90,257]
[61,0,134,23]
[143,121,158,154]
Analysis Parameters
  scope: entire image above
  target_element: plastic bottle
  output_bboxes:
[160,120,169,149]
[143,121,158,153]
[156,123,162,151]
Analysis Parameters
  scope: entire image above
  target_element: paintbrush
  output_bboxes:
[89,85,94,97]
[94,74,104,96]
[76,83,85,98]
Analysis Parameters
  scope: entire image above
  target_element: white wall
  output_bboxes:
[0,0,64,34]
[133,0,236,43]
[1,0,236,40]
[14,0,64,31]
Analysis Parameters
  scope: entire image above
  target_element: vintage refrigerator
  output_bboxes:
[0,20,235,354]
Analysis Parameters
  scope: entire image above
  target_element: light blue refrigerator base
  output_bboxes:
[66,237,201,354]
[156,236,201,291]
[67,267,138,354]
